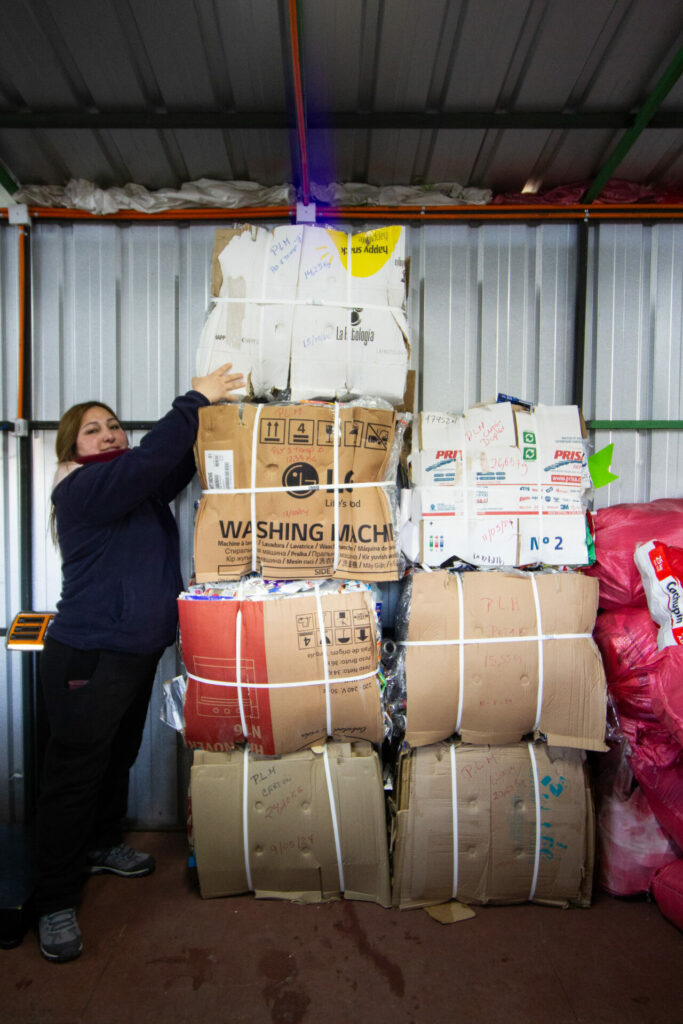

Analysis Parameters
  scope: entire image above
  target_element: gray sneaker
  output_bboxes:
[86,842,155,877]
[39,908,83,963]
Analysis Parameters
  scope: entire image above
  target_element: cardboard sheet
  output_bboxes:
[178,587,384,755]
[196,224,410,404]
[399,569,607,751]
[402,402,590,567]
[193,402,404,582]
[190,742,392,906]
[391,741,595,909]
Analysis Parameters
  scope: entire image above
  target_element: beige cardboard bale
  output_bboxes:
[197,224,410,404]
[191,742,391,906]
[403,403,590,567]
[178,587,383,756]
[391,741,594,909]
[401,570,607,751]
[193,402,403,582]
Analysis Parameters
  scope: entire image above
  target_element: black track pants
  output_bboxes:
[35,636,162,915]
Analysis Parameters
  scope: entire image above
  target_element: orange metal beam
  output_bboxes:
[1,203,682,223]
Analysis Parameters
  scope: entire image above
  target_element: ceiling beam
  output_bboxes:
[0,110,680,131]
[583,45,683,202]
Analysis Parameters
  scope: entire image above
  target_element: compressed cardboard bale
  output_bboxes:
[193,401,404,582]
[391,741,594,909]
[190,741,391,906]
[178,584,384,756]
[396,569,607,751]
[400,402,590,567]
[196,224,410,404]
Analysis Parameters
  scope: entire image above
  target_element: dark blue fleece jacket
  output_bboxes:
[48,390,209,653]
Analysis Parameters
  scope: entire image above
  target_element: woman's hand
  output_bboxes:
[192,363,246,403]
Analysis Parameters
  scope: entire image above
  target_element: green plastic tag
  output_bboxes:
[588,443,619,488]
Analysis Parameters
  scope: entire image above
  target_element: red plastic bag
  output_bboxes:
[651,857,683,931]
[619,715,683,850]
[597,787,680,896]
[585,499,683,610]
[593,606,683,743]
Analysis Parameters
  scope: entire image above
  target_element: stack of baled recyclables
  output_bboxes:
[389,401,608,912]
[166,222,608,916]
[171,224,412,906]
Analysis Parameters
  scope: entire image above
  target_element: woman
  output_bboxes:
[36,364,244,963]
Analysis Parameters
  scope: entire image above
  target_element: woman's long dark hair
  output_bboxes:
[49,401,121,544]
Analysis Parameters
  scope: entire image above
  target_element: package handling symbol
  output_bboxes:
[365,422,389,449]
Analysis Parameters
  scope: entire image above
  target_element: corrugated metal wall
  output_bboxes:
[2,217,682,826]
[1,225,25,822]
[417,222,579,409]
[584,222,683,507]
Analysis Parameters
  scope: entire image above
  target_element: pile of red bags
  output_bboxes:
[588,499,683,930]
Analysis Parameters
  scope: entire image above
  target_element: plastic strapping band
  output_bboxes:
[314,584,333,737]
[332,402,340,572]
[531,410,544,537]
[528,741,541,902]
[323,744,345,893]
[450,743,459,900]
[398,632,590,648]
[529,575,544,733]
[204,480,392,495]
[235,608,249,740]
[454,573,466,733]
[242,745,253,892]
[250,405,264,572]
[211,296,406,317]
[186,668,376,690]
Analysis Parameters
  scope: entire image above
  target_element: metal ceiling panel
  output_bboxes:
[0,0,680,195]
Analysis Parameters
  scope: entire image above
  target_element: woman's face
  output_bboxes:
[75,406,129,458]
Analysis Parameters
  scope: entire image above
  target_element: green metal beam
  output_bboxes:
[0,160,19,195]
[587,420,683,430]
[583,45,683,203]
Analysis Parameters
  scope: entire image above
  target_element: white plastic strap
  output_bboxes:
[242,745,254,891]
[529,574,544,733]
[235,609,249,740]
[527,741,541,901]
[314,584,333,737]
[461,450,469,533]
[454,572,466,733]
[211,295,406,317]
[450,743,459,900]
[398,632,590,648]
[250,405,264,572]
[186,668,376,690]
[332,402,340,572]
[204,480,392,495]
[323,744,345,893]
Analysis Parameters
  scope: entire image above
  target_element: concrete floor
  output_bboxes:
[3,830,682,1024]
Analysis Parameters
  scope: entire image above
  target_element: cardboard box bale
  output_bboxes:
[193,401,405,582]
[400,402,591,567]
[395,569,607,751]
[391,741,595,909]
[196,224,410,404]
[178,584,384,756]
[190,741,392,906]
